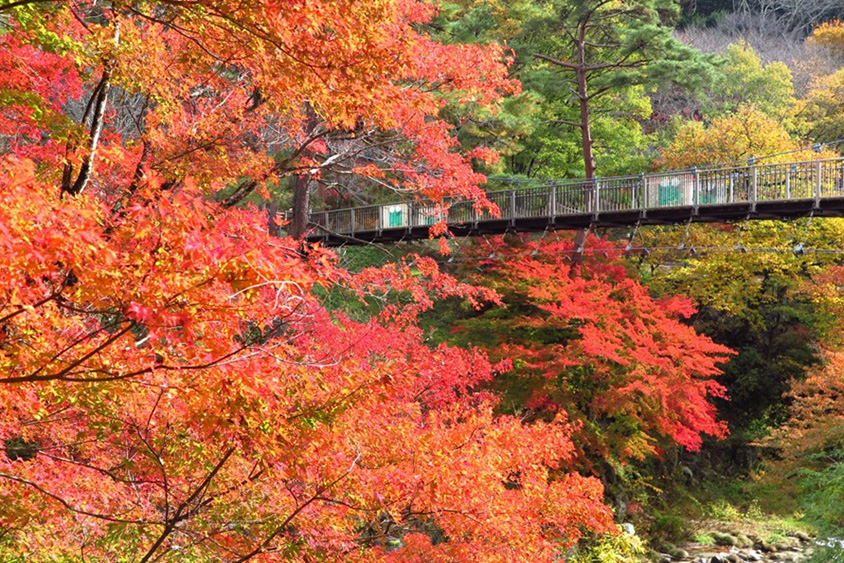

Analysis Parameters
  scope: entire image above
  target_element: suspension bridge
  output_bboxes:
[306,157,844,246]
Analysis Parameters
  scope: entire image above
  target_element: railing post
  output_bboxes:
[815,160,823,207]
[749,156,757,212]
[350,208,355,235]
[840,163,844,195]
[692,166,699,210]
[593,178,600,216]
[840,162,844,195]
[549,179,556,217]
[786,164,793,199]
[729,172,734,203]
[407,202,414,230]
[640,173,647,212]
[509,188,517,222]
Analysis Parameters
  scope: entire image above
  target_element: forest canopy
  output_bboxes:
[1,1,843,562]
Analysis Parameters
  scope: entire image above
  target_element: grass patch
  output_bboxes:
[642,466,815,554]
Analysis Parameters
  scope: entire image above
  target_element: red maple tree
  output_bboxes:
[452,235,733,464]
[0,1,614,560]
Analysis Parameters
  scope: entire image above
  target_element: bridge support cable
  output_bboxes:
[793,211,815,256]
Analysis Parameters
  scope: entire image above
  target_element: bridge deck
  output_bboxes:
[306,158,844,246]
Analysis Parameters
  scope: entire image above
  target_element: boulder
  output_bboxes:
[783,536,801,549]
[742,549,763,561]
[772,541,791,552]
[712,532,738,547]
[736,534,754,548]
[755,539,774,552]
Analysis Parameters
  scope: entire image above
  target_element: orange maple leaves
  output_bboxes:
[0,2,622,559]
[2,0,516,210]
[0,159,615,560]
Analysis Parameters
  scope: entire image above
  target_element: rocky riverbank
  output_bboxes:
[656,529,816,563]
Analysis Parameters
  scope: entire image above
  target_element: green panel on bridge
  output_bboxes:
[699,186,720,205]
[388,210,403,227]
[658,184,682,206]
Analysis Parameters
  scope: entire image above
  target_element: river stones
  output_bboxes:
[662,543,819,563]
[743,548,764,560]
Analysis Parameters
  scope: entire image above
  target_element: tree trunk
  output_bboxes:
[62,24,119,197]
[577,46,596,181]
[572,32,594,268]
[289,105,320,240]
[289,173,311,240]
[62,69,111,197]
[266,199,280,236]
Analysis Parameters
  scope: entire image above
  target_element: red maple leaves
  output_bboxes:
[456,236,734,462]
[0,160,614,559]
[0,1,733,559]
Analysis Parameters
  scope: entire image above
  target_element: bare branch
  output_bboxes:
[541,119,583,128]
[232,449,361,561]
[0,472,151,525]
[138,447,237,563]
[0,0,56,13]
[2,322,136,384]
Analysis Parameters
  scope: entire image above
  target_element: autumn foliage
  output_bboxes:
[0,158,622,560]
[657,105,837,170]
[765,349,844,457]
[451,237,733,464]
[1,0,515,206]
[0,0,624,560]
[810,19,844,53]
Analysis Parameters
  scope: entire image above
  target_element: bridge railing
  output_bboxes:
[309,158,844,236]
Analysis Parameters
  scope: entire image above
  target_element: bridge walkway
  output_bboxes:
[306,158,844,246]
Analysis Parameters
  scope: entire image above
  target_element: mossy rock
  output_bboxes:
[711,531,738,546]
[655,542,677,554]
[735,534,753,548]
[666,545,687,559]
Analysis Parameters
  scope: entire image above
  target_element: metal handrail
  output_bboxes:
[308,157,844,236]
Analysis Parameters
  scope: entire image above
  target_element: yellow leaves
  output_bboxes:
[658,105,815,170]
[798,67,844,143]
[810,20,844,53]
